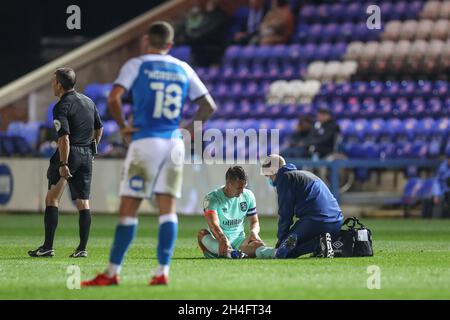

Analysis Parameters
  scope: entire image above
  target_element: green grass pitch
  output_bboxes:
[1,213,450,299]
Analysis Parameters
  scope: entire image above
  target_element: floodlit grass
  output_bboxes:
[0,214,449,299]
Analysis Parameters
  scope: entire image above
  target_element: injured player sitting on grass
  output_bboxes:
[197,166,277,259]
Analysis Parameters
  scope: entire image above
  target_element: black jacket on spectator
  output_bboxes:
[302,120,340,158]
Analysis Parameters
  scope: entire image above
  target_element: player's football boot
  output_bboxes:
[149,274,169,286]
[81,273,119,287]
[28,246,55,257]
[317,233,334,258]
[229,249,248,259]
[275,234,298,258]
[69,249,88,258]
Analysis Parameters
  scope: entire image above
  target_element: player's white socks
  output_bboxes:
[255,246,277,259]
[106,263,122,277]
[155,265,170,277]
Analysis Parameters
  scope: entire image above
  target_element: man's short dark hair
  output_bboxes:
[226,166,248,183]
[277,0,289,7]
[55,67,76,90]
[147,21,174,49]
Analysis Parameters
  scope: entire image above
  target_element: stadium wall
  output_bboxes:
[0,158,277,215]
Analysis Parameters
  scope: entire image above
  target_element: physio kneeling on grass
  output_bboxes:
[261,154,344,259]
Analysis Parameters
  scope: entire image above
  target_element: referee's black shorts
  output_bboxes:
[47,146,93,200]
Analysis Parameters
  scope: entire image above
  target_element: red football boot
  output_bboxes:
[81,273,119,287]
[149,274,169,286]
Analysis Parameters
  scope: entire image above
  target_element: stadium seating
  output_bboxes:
[3,0,449,162]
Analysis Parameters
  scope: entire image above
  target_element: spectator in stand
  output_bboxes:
[184,3,205,42]
[233,0,269,45]
[184,0,229,66]
[286,109,340,159]
[254,0,295,45]
[303,108,340,159]
[281,115,313,158]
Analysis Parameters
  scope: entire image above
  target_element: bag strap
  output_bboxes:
[343,217,366,229]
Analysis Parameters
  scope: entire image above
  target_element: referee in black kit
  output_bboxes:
[28,68,103,258]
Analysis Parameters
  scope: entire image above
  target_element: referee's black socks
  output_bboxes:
[43,206,58,250]
[78,209,91,251]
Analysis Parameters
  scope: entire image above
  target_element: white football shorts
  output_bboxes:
[119,137,185,199]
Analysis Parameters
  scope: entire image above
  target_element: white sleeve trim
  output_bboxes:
[184,63,209,101]
[114,58,142,91]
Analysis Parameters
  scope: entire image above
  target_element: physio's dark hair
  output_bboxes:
[55,67,76,90]
[277,0,289,7]
[226,166,248,183]
[147,21,174,49]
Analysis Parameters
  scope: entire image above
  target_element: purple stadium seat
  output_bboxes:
[347,3,363,22]
[384,81,401,98]
[230,82,244,98]
[254,45,271,64]
[103,121,119,138]
[352,81,369,99]
[378,98,394,119]
[416,118,436,139]
[345,98,361,119]
[437,118,450,138]
[368,81,384,98]
[287,44,302,64]
[361,98,377,118]
[428,139,442,158]
[353,119,369,141]
[337,119,354,142]
[317,4,330,22]
[404,118,419,141]
[332,42,347,60]
[387,118,405,140]
[170,46,191,62]
[417,80,433,98]
[379,142,397,159]
[331,99,346,118]
[329,3,345,23]
[366,119,385,141]
[400,81,416,99]
[295,24,309,43]
[302,43,317,63]
[411,97,426,118]
[316,43,333,61]
[433,81,449,98]
[224,45,241,64]
[84,83,103,100]
[393,97,410,118]
[307,24,323,43]
[299,5,316,24]
[394,2,409,20]
[380,2,394,20]
[241,45,257,63]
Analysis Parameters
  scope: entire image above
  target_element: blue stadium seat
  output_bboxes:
[427,98,443,117]
[419,178,437,200]
[170,46,191,62]
[404,118,419,141]
[402,178,423,205]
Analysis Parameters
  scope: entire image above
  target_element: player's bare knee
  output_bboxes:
[197,229,209,243]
